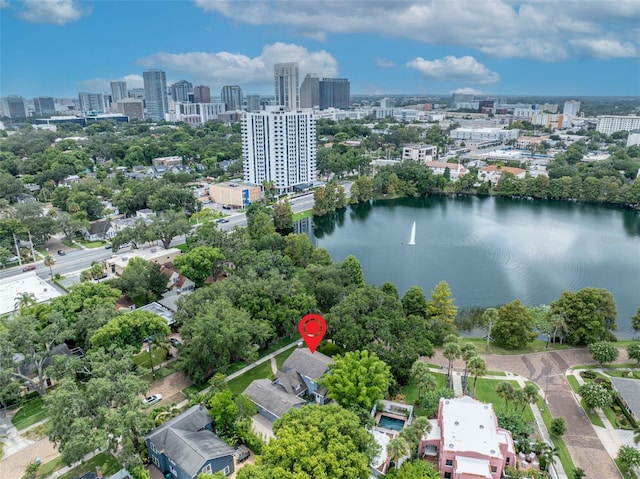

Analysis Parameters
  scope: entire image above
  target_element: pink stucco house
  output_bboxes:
[420,396,516,479]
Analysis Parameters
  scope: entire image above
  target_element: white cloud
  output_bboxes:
[195,1,640,61]
[136,42,338,90]
[375,58,395,69]
[450,87,484,95]
[18,0,87,24]
[78,74,144,93]
[0,0,9,9]
[407,56,500,85]
[570,38,637,59]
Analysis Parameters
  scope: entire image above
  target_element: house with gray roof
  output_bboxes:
[244,379,306,422]
[83,220,115,241]
[244,347,333,422]
[610,376,640,420]
[276,347,333,404]
[145,404,235,479]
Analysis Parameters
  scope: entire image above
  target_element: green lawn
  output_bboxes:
[537,398,576,476]
[227,361,274,396]
[566,374,581,393]
[275,348,296,369]
[460,339,571,355]
[292,209,313,221]
[580,399,605,427]
[11,396,48,430]
[133,346,167,369]
[615,458,639,479]
[75,239,108,248]
[38,456,63,478]
[401,372,448,406]
[58,453,121,479]
[603,369,640,379]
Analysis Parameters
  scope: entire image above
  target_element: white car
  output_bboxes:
[143,394,162,406]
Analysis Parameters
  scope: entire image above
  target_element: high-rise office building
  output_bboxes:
[34,97,56,116]
[563,100,581,117]
[242,109,316,193]
[128,88,145,99]
[193,85,211,103]
[143,69,169,121]
[221,85,243,111]
[116,99,145,120]
[110,81,127,102]
[319,78,350,110]
[274,62,299,110]
[171,80,193,102]
[1,96,27,119]
[78,92,106,114]
[245,95,261,112]
[300,74,320,109]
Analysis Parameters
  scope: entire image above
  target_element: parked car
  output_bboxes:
[22,264,36,272]
[104,244,112,249]
[169,338,182,347]
[235,445,250,463]
[222,205,231,210]
[143,394,162,406]
[217,218,229,223]
[57,250,66,256]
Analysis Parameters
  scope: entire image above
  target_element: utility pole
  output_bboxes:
[12,234,22,266]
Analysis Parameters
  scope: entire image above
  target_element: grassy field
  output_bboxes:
[615,458,639,479]
[401,372,448,406]
[227,349,296,396]
[461,338,572,355]
[38,456,63,478]
[133,346,167,369]
[58,453,121,479]
[11,396,47,430]
[293,209,313,221]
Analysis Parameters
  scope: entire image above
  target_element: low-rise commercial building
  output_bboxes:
[209,181,261,208]
[450,128,519,143]
[106,247,182,276]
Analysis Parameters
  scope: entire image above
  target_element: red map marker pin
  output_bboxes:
[298,313,326,354]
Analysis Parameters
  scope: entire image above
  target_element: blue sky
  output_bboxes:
[1,0,639,99]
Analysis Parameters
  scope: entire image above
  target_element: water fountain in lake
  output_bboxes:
[408,221,416,245]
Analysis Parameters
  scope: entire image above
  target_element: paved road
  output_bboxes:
[430,348,624,479]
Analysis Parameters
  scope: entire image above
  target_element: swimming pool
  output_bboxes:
[377,415,406,431]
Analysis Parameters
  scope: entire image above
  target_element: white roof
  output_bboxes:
[371,428,395,471]
[455,456,492,478]
[0,273,63,316]
[441,396,502,458]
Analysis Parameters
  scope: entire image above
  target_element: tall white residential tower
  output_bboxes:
[242,108,316,193]
[274,63,299,111]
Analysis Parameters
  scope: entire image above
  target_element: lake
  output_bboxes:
[302,196,640,339]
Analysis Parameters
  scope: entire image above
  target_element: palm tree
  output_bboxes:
[13,292,37,313]
[386,437,409,469]
[548,314,568,345]
[410,361,436,400]
[461,342,478,380]
[520,383,540,413]
[399,416,432,460]
[482,307,499,352]
[443,341,461,381]
[44,254,55,279]
[538,443,559,472]
[496,381,516,409]
[467,356,487,398]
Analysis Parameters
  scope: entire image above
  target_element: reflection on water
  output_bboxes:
[300,196,640,338]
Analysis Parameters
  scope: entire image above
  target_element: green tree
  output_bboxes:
[174,246,225,287]
[627,342,640,365]
[467,355,487,398]
[111,257,169,306]
[386,437,409,469]
[45,347,152,466]
[460,342,478,380]
[179,298,272,383]
[518,383,540,413]
[283,233,314,268]
[399,416,432,460]
[238,404,379,479]
[44,254,55,279]
[426,280,457,323]
[318,350,391,414]
[492,300,537,349]
[401,286,428,318]
[550,417,567,437]
[549,288,618,345]
[617,445,640,473]
[385,461,439,479]
[0,312,69,397]
[588,341,619,366]
[90,310,170,349]
[150,210,191,249]
[496,381,517,409]
[579,382,612,412]
[0,246,12,268]
[410,360,436,399]
[246,203,276,241]
[443,340,460,381]
[341,254,365,286]
[208,389,240,439]
[271,200,294,232]
[147,184,196,213]
[632,307,640,334]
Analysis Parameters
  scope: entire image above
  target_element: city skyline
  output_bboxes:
[1,0,639,98]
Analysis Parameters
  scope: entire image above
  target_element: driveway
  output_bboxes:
[429,348,623,479]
